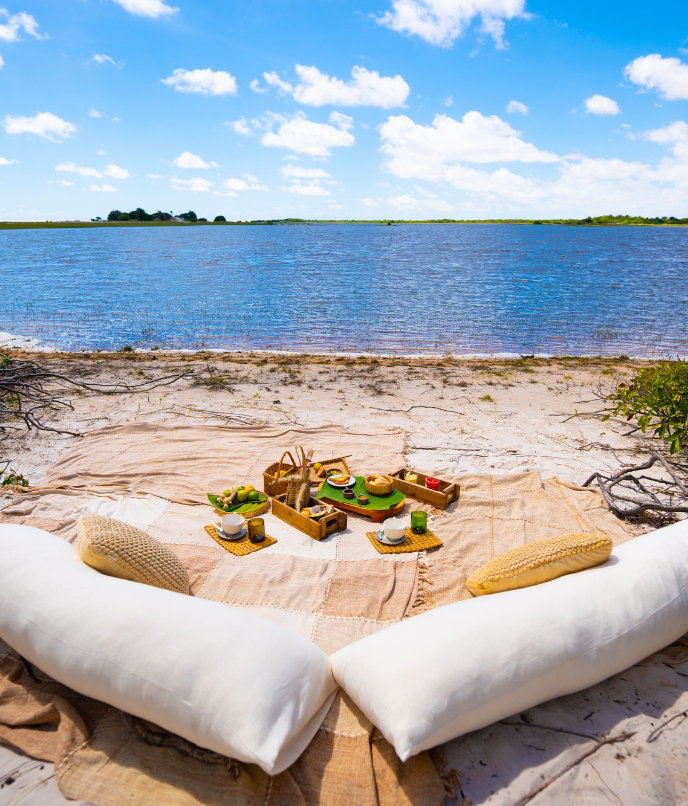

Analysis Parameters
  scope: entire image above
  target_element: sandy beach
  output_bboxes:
[2,350,658,522]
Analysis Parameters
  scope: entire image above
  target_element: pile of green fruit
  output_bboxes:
[216,485,262,511]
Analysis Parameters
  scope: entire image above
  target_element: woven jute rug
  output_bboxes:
[0,423,644,806]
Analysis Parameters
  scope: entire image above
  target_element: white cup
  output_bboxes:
[383,517,406,541]
[221,513,244,534]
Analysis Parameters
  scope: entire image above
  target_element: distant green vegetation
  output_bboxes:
[1,213,688,230]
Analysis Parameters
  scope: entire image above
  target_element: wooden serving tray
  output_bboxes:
[272,494,347,541]
[321,496,405,524]
[389,468,460,510]
[317,476,406,523]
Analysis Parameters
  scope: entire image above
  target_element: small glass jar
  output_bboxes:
[247,517,266,543]
[425,477,440,491]
[405,471,418,484]
[411,511,427,535]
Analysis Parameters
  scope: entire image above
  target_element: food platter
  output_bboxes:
[325,475,356,489]
[207,493,269,518]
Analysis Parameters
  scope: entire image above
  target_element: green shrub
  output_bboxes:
[117,214,130,221]
[603,360,688,454]
[214,215,226,222]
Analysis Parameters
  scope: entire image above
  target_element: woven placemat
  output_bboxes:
[205,524,276,556]
[366,528,442,554]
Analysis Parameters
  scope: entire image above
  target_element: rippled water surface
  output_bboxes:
[2,223,687,355]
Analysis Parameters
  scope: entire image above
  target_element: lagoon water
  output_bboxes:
[1,223,687,356]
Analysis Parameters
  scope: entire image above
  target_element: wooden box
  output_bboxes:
[272,494,347,541]
[389,468,460,510]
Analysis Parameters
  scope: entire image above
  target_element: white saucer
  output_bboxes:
[215,524,246,541]
[375,529,406,545]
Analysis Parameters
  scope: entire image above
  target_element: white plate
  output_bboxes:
[215,524,246,541]
[375,529,406,545]
[327,477,356,489]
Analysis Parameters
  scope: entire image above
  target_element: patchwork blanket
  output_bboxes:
[3,423,684,806]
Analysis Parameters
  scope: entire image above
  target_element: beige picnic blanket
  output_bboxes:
[4,423,686,806]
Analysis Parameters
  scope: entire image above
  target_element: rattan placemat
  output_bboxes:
[366,528,442,554]
[205,525,276,556]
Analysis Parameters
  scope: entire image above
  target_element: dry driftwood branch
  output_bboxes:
[582,451,688,518]
[0,356,196,438]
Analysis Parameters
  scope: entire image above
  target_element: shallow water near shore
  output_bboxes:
[1,223,687,356]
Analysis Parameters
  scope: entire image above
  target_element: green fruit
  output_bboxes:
[235,486,245,492]
[223,489,233,496]
[248,491,260,502]
[236,490,249,503]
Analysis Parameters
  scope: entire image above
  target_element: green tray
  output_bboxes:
[207,493,268,514]
[316,476,404,510]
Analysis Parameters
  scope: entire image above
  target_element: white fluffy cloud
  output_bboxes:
[376,0,526,48]
[226,117,252,135]
[3,112,76,141]
[58,179,73,186]
[261,111,355,157]
[56,162,128,179]
[584,94,619,115]
[162,68,237,96]
[292,65,409,108]
[624,54,688,101]
[253,65,409,108]
[380,111,559,181]
[89,108,103,118]
[0,9,43,43]
[280,165,331,179]
[222,175,269,191]
[0,156,17,165]
[89,184,117,192]
[506,99,528,115]
[148,173,164,179]
[362,198,379,206]
[173,151,216,169]
[263,72,294,93]
[93,54,120,67]
[171,176,213,192]
[56,162,102,177]
[110,0,177,18]
[288,183,330,196]
[375,107,688,214]
[104,164,129,179]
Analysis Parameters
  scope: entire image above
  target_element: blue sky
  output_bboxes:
[2,0,688,220]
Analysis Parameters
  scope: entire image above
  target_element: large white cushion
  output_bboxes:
[331,520,688,761]
[0,526,336,774]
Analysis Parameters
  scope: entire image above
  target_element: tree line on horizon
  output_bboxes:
[101,208,228,223]
[93,210,688,226]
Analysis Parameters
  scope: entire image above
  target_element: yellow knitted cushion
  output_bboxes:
[77,515,189,595]
[466,532,613,596]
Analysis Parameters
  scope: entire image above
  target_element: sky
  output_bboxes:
[2,0,688,220]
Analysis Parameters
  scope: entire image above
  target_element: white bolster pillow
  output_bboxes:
[331,521,688,761]
[0,526,336,774]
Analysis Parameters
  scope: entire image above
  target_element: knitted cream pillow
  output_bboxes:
[466,532,613,596]
[77,515,189,594]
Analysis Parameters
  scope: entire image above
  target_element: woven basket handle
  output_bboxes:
[276,451,297,477]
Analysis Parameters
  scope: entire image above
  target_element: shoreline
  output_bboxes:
[0,331,679,362]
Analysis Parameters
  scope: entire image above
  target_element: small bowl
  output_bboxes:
[343,489,355,499]
[383,516,407,541]
[221,512,244,534]
[357,494,369,505]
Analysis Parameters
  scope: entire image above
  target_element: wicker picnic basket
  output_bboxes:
[264,451,299,497]
[263,451,352,496]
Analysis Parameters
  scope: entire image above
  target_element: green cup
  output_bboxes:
[411,511,427,535]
